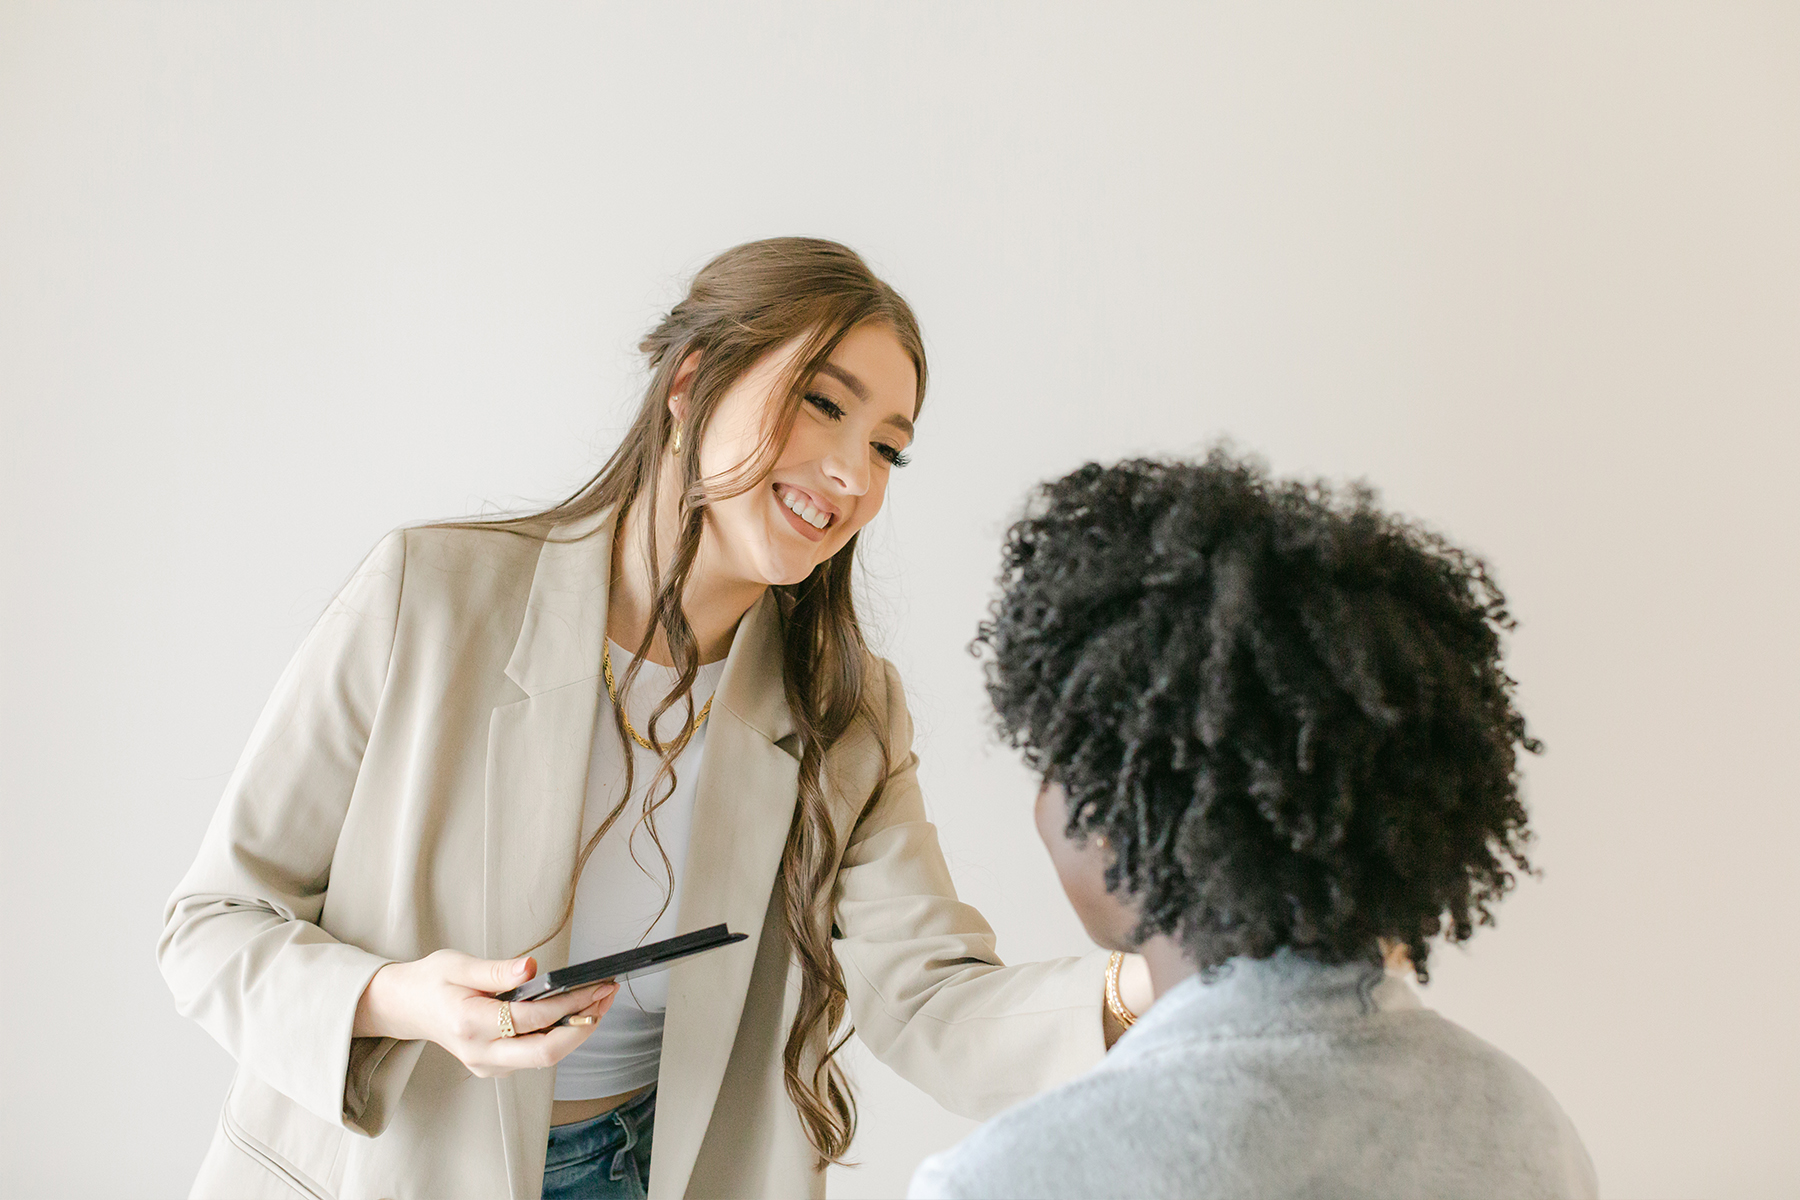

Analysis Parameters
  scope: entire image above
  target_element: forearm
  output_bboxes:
[845,947,1110,1119]
[159,897,395,1126]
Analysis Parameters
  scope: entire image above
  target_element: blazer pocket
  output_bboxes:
[219,1070,349,1200]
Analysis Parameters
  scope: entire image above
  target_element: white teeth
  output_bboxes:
[780,487,830,530]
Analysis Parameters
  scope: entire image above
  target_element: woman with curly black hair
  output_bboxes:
[910,450,1597,1199]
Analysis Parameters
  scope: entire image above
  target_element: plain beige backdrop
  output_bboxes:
[2,4,1796,1198]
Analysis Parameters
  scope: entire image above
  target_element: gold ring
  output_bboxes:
[497,999,517,1039]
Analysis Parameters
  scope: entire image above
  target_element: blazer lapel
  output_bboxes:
[650,591,800,1200]
[483,507,616,1200]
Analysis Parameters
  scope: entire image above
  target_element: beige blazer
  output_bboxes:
[159,509,1107,1200]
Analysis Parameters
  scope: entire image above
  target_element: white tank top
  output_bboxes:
[552,640,727,1101]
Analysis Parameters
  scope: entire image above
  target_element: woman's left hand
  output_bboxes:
[354,950,619,1078]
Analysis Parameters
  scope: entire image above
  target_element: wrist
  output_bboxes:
[353,961,413,1041]
[1105,951,1140,1028]
[1118,951,1154,1016]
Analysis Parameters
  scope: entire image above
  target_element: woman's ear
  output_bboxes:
[1036,781,1141,952]
[668,351,701,422]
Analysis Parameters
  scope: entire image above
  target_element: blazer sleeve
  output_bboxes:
[833,659,1109,1120]
[157,530,424,1136]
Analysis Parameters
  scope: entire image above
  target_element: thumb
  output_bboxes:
[448,953,536,993]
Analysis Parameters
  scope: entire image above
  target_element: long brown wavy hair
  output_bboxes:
[466,237,926,1165]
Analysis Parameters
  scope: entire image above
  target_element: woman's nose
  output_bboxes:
[822,441,870,497]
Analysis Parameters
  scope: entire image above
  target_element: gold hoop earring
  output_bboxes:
[671,423,682,455]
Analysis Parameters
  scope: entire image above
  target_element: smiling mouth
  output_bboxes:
[774,483,835,531]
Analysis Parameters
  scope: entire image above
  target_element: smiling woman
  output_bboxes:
[673,319,918,595]
[157,238,1133,1200]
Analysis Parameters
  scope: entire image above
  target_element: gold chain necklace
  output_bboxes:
[602,639,713,752]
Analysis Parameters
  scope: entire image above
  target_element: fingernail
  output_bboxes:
[566,1015,596,1026]
[516,958,532,977]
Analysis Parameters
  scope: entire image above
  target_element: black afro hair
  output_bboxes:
[973,449,1541,979]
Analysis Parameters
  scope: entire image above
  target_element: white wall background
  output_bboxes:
[3,4,1797,1197]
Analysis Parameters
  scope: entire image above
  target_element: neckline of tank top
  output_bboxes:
[603,640,728,720]
[604,639,731,678]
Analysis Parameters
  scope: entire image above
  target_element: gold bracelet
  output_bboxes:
[1105,951,1138,1029]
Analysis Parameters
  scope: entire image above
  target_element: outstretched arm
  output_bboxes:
[832,661,1113,1120]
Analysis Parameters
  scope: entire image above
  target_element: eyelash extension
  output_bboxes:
[807,393,912,468]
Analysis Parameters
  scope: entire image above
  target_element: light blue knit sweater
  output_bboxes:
[909,951,1596,1200]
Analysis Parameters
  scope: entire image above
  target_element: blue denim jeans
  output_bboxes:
[542,1086,656,1200]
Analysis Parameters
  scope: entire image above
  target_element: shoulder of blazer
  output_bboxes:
[858,651,910,745]
[374,521,563,672]
[398,519,558,578]
[812,651,912,823]
[390,520,557,607]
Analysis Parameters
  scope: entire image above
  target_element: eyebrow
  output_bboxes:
[816,362,916,440]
